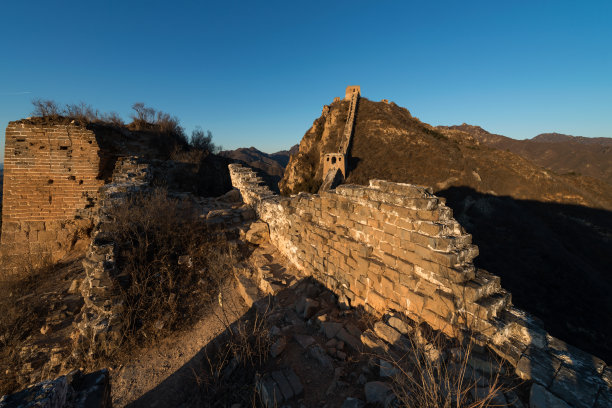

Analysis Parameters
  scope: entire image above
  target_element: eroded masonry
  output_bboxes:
[230,164,611,408]
[1,120,110,266]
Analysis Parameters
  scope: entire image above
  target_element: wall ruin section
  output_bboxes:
[230,163,611,408]
[1,120,110,266]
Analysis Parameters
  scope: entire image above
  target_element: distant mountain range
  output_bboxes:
[437,125,612,186]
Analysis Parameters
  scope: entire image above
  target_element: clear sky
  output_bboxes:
[1,1,611,161]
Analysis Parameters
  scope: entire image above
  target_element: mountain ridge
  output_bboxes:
[438,124,612,186]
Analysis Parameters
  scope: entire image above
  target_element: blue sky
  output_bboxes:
[0,1,611,161]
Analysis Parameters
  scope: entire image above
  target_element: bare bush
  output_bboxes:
[382,325,509,408]
[100,111,125,126]
[31,99,61,118]
[130,102,156,129]
[195,300,272,406]
[190,127,217,153]
[0,257,62,394]
[102,188,235,349]
[64,102,99,122]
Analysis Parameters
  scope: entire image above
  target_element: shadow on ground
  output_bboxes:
[437,186,612,363]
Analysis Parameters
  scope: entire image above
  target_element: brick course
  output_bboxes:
[1,121,107,265]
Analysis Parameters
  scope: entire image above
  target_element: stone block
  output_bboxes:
[529,383,571,408]
[515,348,562,387]
[373,321,402,345]
[549,365,603,408]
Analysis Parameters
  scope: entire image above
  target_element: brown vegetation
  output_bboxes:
[0,257,84,395]
[100,189,240,355]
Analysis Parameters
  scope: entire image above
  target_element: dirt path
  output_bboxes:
[110,279,249,407]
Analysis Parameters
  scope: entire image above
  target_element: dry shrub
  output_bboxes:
[386,325,509,408]
[103,188,235,347]
[0,257,61,394]
[196,305,273,407]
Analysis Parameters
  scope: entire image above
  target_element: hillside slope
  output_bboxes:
[438,125,612,186]
[280,98,612,362]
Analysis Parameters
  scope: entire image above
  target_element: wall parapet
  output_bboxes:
[229,163,611,408]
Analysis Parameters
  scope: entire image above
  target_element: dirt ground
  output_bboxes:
[111,279,249,407]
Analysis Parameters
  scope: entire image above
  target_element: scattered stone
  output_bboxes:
[379,359,397,378]
[515,348,561,387]
[505,390,526,408]
[315,314,329,324]
[549,365,602,408]
[303,298,320,319]
[308,345,334,370]
[257,375,283,408]
[321,321,343,339]
[364,381,393,404]
[40,324,50,335]
[529,383,571,408]
[0,369,111,408]
[270,337,287,358]
[325,338,338,348]
[341,397,365,408]
[271,370,295,400]
[235,274,260,307]
[344,322,362,338]
[373,321,401,345]
[217,188,242,203]
[270,325,281,337]
[294,334,315,349]
[283,368,304,396]
[387,316,411,335]
[361,330,389,353]
[221,357,240,381]
[467,353,503,377]
[245,221,270,245]
[68,279,80,294]
[335,327,361,351]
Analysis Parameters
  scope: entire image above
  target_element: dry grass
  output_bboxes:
[370,320,512,408]
[100,188,238,355]
[0,257,76,394]
[194,299,273,407]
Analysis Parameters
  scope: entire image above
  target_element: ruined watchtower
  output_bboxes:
[320,86,361,190]
[345,86,361,101]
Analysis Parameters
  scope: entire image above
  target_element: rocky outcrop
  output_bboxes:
[0,369,110,408]
[279,100,350,194]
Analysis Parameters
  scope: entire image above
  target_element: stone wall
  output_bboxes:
[339,86,359,154]
[1,120,110,266]
[229,163,611,408]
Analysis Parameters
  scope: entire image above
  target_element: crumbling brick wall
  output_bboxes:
[230,163,611,408]
[1,120,110,267]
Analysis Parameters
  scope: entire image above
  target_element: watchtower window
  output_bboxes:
[339,157,342,161]
[326,157,330,162]
[331,157,337,164]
